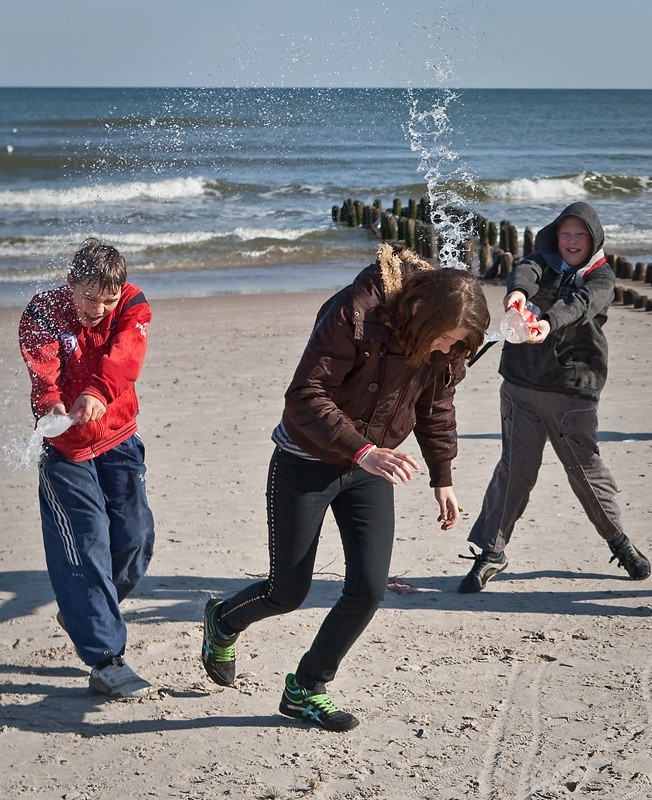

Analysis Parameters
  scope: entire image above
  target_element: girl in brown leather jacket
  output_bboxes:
[201,243,490,731]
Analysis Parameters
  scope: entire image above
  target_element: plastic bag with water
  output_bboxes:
[35,414,75,438]
[3,414,74,470]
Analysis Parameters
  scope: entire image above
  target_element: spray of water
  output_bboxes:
[405,62,477,270]
[2,414,73,471]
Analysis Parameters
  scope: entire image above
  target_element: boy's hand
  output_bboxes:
[47,403,68,416]
[504,290,527,312]
[69,394,107,423]
[434,486,460,530]
[359,447,420,484]
[528,319,551,343]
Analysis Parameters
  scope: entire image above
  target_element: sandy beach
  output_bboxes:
[0,281,651,800]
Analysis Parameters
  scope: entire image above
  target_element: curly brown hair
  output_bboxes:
[385,268,490,365]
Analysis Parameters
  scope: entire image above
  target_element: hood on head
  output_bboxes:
[534,202,604,270]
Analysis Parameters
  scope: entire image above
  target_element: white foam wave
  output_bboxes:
[491,175,588,201]
[262,185,325,197]
[603,224,652,249]
[241,246,303,259]
[0,177,207,209]
[0,230,221,259]
[0,227,319,262]
[232,227,314,241]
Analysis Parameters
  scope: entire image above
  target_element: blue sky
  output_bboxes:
[2,0,650,89]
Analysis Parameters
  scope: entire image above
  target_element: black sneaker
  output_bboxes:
[608,534,651,580]
[201,598,238,686]
[279,673,359,732]
[458,547,508,593]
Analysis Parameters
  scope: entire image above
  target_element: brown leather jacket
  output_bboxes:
[282,244,467,487]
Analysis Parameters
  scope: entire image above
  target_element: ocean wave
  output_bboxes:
[241,245,304,259]
[0,225,327,259]
[486,172,651,202]
[231,226,317,242]
[602,223,652,250]
[0,176,207,208]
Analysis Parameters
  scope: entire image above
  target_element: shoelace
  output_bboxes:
[307,692,341,715]
[458,545,482,562]
[609,540,637,567]
[212,642,236,662]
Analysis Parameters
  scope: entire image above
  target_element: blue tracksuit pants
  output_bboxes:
[38,434,155,666]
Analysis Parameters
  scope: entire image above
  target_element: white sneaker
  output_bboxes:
[89,657,152,698]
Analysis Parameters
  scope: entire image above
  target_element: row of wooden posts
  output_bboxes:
[332,197,652,311]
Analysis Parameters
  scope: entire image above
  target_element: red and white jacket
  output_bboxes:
[19,282,151,462]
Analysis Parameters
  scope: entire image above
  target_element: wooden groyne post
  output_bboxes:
[333,195,652,312]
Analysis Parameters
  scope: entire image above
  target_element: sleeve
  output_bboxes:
[18,301,64,417]
[283,292,370,460]
[83,290,152,405]
[506,256,544,299]
[412,355,466,487]
[543,267,615,334]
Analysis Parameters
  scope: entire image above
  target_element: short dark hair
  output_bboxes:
[386,268,490,365]
[69,239,127,293]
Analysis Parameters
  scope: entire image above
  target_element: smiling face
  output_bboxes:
[429,326,468,354]
[557,217,593,266]
[69,278,122,328]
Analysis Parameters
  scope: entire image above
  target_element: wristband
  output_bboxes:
[354,444,376,465]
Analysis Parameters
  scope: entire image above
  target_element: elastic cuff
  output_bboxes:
[353,444,376,464]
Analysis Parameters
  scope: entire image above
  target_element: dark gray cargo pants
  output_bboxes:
[468,380,623,553]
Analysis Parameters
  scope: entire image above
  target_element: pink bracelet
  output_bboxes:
[354,444,376,465]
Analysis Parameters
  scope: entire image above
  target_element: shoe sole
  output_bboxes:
[89,675,153,699]
[458,558,508,594]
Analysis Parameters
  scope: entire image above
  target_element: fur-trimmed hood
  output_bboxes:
[347,243,434,341]
[375,242,433,300]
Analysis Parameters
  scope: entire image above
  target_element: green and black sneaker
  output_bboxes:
[279,673,359,732]
[201,598,238,686]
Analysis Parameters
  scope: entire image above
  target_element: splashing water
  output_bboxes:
[2,414,74,470]
[406,83,477,270]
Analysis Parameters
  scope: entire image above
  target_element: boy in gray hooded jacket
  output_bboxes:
[459,201,650,592]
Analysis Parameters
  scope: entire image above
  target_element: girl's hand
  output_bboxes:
[359,447,420,485]
[434,486,460,530]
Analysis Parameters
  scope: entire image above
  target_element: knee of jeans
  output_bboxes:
[345,581,386,610]
[267,583,311,614]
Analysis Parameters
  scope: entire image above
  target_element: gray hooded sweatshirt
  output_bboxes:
[498,202,615,399]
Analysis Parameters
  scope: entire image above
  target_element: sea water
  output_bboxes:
[1,87,651,303]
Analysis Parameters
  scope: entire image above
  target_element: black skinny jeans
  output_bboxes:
[218,447,395,687]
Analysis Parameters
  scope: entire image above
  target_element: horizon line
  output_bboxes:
[1,85,650,92]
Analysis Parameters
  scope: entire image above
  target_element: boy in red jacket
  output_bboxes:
[19,239,155,698]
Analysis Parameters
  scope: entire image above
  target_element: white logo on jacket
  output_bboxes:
[136,322,148,338]
[59,333,79,355]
